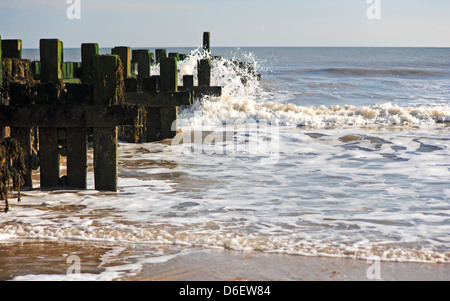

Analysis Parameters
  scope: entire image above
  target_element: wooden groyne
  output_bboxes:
[0,32,257,197]
[0,32,222,193]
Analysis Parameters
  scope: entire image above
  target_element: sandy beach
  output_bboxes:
[1,240,448,281]
[123,248,450,281]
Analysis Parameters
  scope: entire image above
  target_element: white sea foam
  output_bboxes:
[1,48,449,280]
[175,48,450,129]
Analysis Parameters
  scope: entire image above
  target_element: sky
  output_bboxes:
[0,0,449,48]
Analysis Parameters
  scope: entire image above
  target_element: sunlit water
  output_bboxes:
[2,47,450,280]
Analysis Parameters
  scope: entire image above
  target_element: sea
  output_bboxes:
[1,46,449,280]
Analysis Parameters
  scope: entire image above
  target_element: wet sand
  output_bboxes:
[123,248,450,281]
[1,240,449,281]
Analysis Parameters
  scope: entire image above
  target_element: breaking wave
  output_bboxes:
[176,49,450,128]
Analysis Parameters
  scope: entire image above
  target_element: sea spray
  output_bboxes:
[175,49,450,129]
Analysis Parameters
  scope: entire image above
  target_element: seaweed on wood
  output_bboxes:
[2,58,38,101]
[0,137,26,213]
[115,56,126,105]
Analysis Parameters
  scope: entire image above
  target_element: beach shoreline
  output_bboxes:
[122,248,450,281]
[1,239,449,281]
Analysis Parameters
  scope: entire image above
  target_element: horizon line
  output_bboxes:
[22,45,450,49]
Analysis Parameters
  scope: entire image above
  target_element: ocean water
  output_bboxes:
[2,47,450,280]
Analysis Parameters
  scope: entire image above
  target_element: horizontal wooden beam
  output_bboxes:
[124,91,193,107]
[0,105,139,127]
[178,86,222,98]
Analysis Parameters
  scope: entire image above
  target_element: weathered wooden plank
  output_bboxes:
[93,127,117,191]
[198,59,211,87]
[62,78,81,84]
[93,55,120,106]
[168,53,179,60]
[66,127,87,189]
[65,83,91,105]
[9,83,32,105]
[81,43,99,84]
[183,75,194,89]
[178,86,222,98]
[40,39,62,83]
[159,57,179,139]
[10,127,33,188]
[31,61,40,79]
[1,39,22,59]
[39,127,60,188]
[0,36,2,88]
[143,76,160,92]
[155,49,167,63]
[144,107,159,142]
[0,105,139,127]
[124,91,192,106]
[159,107,178,139]
[142,77,159,142]
[203,32,211,53]
[92,54,119,191]
[160,57,177,93]
[35,82,60,105]
[132,49,151,88]
[63,62,74,78]
[112,46,131,78]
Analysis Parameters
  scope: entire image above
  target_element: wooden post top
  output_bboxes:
[39,39,62,83]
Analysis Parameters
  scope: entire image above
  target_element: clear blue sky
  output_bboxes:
[0,0,449,48]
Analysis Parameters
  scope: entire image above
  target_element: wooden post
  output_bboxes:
[168,53,179,60]
[0,35,4,143]
[10,128,33,188]
[143,78,160,142]
[198,59,211,86]
[92,55,119,191]
[63,62,74,78]
[203,32,210,53]
[40,39,62,83]
[1,39,22,59]
[0,36,2,92]
[155,49,167,64]
[159,106,178,139]
[81,43,99,84]
[112,46,131,79]
[60,41,64,63]
[125,78,138,92]
[160,57,177,93]
[74,62,82,78]
[38,39,63,188]
[65,84,87,189]
[183,75,194,89]
[9,83,32,187]
[159,57,178,139]
[31,61,41,79]
[66,127,87,189]
[66,83,90,105]
[39,127,59,188]
[143,76,160,92]
[132,49,151,89]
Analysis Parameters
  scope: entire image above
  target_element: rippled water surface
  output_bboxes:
[2,47,449,280]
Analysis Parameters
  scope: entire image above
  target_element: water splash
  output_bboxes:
[175,50,450,128]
